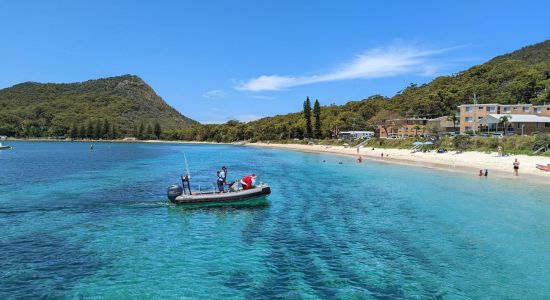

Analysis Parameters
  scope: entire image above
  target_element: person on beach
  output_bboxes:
[217,166,227,192]
[484,169,488,177]
[381,152,384,157]
[479,170,483,176]
[513,159,520,176]
[357,156,362,163]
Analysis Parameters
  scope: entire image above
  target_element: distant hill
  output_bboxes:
[167,39,550,142]
[0,75,197,137]
[389,39,550,118]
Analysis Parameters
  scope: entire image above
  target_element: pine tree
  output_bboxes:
[153,121,162,139]
[86,121,93,139]
[313,99,322,139]
[70,122,78,139]
[93,120,101,139]
[146,123,154,139]
[111,124,118,139]
[79,124,86,139]
[102,119,110,139]
[138,122,145,140]
[303,97,312,139]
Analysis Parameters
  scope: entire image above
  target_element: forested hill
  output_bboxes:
[391,39,550,118]
[166,39,550,142]
[0,75,197,137]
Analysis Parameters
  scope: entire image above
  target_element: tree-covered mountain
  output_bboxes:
[0,75,197,137]
[166,39,550,142]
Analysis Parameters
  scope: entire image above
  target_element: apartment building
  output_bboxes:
[377,118,429,138]
[458,103,550,134]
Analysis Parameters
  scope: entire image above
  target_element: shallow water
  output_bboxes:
[1,141,549,299]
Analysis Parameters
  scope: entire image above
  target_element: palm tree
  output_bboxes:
[412,124,422,136]
[447,113,459,133]
[499,115,512,135]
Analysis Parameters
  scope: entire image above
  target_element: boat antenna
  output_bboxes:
[183,152,191,179]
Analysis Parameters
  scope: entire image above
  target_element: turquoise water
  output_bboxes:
[1,141,550,299]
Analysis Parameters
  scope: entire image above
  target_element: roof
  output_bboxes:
[339,131,374,134]
[428,116,456,127]
[479,114,550,124]
[459,103,550,107]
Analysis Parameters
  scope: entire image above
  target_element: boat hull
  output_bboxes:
[0,146,12,150]
[536,164,550,172]
[171,185,271,205]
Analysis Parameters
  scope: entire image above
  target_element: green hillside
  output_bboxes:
[166,39,550,142]
[0,75,197,137]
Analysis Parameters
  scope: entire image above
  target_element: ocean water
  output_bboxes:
[1,141,550,299]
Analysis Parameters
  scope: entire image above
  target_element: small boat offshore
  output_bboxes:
[167,154,271,206]
[167,180,271,205]
[0,142,12,150]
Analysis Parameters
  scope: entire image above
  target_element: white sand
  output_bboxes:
[249,143,550,184]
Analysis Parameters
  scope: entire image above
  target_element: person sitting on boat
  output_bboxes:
[217,167,227,192]
[240,174,256,190]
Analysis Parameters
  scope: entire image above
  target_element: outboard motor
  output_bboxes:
[167,185,183,202]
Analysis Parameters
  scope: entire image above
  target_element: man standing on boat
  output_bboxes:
[217,166,227,192]
[240,174,256,190]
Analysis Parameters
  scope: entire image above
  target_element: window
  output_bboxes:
[478,116,483,119]
[516,123,522,129]
[478,106,483,109]
[465,126,472,131]
[465,107,473,113]
[546,123,550,128]
[523,107,530,112]
[535,107,542,113]
[536,123,542,129]
[487,106,496,112]
[465,117,473,122]
[503,107,511,113]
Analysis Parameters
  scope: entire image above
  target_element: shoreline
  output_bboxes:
[248,142,550,185]
[5,138,226,145]
[7,138,550,184]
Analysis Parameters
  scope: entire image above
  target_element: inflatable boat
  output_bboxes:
[0,143,12,150]
[167,183,271,205]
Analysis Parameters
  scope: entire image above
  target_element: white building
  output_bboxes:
[338,131,375,140]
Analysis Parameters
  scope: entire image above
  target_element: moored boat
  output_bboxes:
[167,183,271,205]
[0,142,12,150]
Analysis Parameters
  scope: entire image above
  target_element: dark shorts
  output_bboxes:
[217,181,224,191]
[514,166,519,170]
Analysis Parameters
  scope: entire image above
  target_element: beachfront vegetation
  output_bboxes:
[165,40,550,144]
[0,75,196,138]
[2,40,550,148]
[363,134,550,156]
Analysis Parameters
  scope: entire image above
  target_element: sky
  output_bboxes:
[1,0,549,124]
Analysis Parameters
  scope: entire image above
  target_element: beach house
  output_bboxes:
[458,103,550,134]
[338,131,375,140]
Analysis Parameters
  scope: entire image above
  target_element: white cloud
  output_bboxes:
[235,44,457,92]
[203,114,263,124]
[202,89,228,98]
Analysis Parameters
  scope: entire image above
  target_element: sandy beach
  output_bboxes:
[250,142,550,183]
